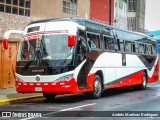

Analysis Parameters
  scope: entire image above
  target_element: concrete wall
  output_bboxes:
[136,0,146,32]
[30,0,90,19]
[0,12,45,38]
[114,0,127,29]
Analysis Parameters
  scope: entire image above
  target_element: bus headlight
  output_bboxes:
[55,74,73,82]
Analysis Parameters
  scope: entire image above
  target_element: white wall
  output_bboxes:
[114,0,127,30]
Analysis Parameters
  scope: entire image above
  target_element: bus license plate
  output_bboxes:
[35,87,42,92]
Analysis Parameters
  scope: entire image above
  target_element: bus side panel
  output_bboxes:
[114,70,143,88]
[147,62,159,83]
[115,68,142,87]
[104,68,116,89]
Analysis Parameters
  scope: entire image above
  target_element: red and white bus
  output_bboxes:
[3,18,159,100]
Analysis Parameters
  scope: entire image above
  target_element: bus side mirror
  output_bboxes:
[3,39,9,50]
[68,35,76,47]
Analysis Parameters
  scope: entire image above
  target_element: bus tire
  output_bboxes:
[140,72,147,90]
[43,93,56,101]
[90,75,102,99]
[133,72,147,90]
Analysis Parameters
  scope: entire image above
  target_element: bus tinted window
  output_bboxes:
[139,43,145,54]
[125,41,132,52]
[119,39,125,52]
[132,42,138,53]
[103,36,114,50]
[146,45,152,55]
[152,44,157,55]
[87,33,100,49]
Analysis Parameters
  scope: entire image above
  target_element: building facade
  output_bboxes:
[0,0,146,38]
[31,0,90,19]
[0,0,91,38]
[90,0,114,25]
[127,0,146,32]
[114,0,127,29]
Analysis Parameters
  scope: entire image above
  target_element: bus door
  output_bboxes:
[76,31,102,89]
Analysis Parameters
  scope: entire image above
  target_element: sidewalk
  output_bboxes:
[0,87,43,104]
[0,81,160,104]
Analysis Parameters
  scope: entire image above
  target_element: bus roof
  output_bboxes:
[28,17,156,42]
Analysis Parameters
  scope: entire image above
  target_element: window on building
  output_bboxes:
[12,7,18,14]
[26,1,30,8]
[0,0,4,3]
[19,8,24,15]
[6,0,11,4]
[128,0,137,12]
[13,0,18,6]
[19,0,24,7]
[63,0,77,15]
[0,0,31,16]
[127,17,136,31]
[25,9,30,16]
[0,4,4,12]
[6,5,11,13]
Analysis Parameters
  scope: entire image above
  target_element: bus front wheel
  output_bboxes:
[89,75,102,99]
[43,93,56,101]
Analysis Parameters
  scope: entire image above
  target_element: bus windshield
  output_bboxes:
[17,34,74,63]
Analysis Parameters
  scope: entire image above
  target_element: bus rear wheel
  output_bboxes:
[133,72,147,90]
[89,75,102,99]
[43,93,56,101]
[139,72,147,90]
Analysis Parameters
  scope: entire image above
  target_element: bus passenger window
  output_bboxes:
[152,45,157,55]
[119,39,125,52]
[132,42,139,53]
[125,41,131,52]
[87,33,100,49]
[132,42,136,52]
[103,36,114,50]
[146,45,152,55]
[139,43,144,54]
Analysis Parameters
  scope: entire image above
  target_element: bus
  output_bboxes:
[3,18,159,100]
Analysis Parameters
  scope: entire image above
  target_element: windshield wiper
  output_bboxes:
[23,61,32,70]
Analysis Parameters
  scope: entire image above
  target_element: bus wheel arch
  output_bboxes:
[133,70,147,90]
[95,70,104,90]
[141,70,148,90]
[89,70,104,99]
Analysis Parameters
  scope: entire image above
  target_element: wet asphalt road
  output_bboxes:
[1,84,160,120]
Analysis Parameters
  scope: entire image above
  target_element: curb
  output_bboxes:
[0,95,43,104]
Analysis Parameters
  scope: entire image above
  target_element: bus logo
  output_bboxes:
[36,76,40,81]
[32,69,44,73]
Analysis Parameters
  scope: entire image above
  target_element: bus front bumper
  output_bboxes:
[16,78,79,94]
